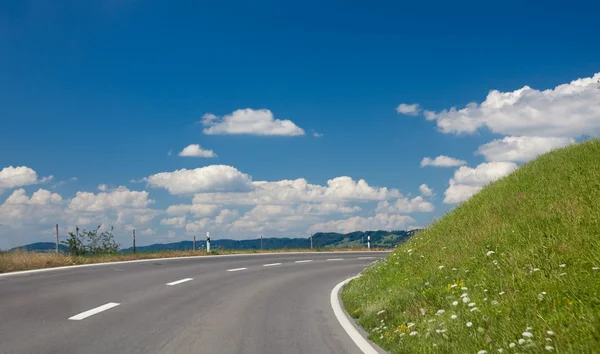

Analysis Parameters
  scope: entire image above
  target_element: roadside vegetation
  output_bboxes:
[0,246,379,274]
[342,139,600,353]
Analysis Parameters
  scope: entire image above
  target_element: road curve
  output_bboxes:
[0,252,386,354]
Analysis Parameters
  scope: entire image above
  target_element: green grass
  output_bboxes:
[342,139,600,353]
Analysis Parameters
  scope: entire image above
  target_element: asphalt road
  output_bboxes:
[0,252,387,354]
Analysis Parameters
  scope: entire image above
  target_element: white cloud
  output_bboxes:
[420,72,600,138]
[166,204,221,217]
[0,189,64,227]
[178,144,217,158]
[215,209,239,225]
[421,155,467,167]
[313,131,323,137]
[309,214,415,234]
[443,162,518,204]
[146,165,252,195]
[0,166,40,193]
[396,103,421,116]
[201,108,305,136]
[192,176,399,206]
[140,228,156,235]
[4,188,62,205]
[68,186,154,212]
[160,216,186,228]
[133,213,155,225]
[376,196,434,214]
[419,184,433,197]
[476,136,575,163]
[97,184,108,192]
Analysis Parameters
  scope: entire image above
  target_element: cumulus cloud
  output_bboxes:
[160,216,186,228]
[146,165,253,195]
[396,103,421,116]
[419,184,433,197]
[178,144,217,158]
[192,176,399,205]
[421,155,467,167]
[420,72,600,137]
[376,196,435,214]
[476,136,575,163]
[0,166,40,193]
[309,214,415,234]
[443,162,518,204]
[166,204,220,217]
[97,184,108,192]
[68,186,154,212]
[0,189,64,227]
[201,109,305,136]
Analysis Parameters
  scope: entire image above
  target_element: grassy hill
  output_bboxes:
[342,139,600,353]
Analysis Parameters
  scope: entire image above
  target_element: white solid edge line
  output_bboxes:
[331,277,379,354]
[0,251,390,278]
[227,267,247,272]
[358,257,375,259]
[68,302,120,321]
[166,278,193,286]
[295,260,313,263]
[327,258,344,261]
[263,263,282,267]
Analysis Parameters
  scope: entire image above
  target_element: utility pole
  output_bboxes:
[55,224,59,254]
[310,233,313,250]
[260,234,263,251]
[132,229,136,254]
[206,232,211,253]
[193,235,196,251]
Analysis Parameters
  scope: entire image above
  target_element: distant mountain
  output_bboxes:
[9,242,69,253]
[10,230,423,253]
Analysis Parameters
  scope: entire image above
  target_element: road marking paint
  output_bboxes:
[295,260,313,263]
[166,278,193,286]
[263,263,282,267]
[358,257,375,259]
[331,277,379,354]
[68,302,120,321]
[327,258,344,261]
[227,267,247,272]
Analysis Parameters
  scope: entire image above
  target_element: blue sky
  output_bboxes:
[1,0,599,248]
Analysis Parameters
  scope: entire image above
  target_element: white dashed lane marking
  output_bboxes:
[227,268,247,272]
[327,258,344,261]
[166,278,193,286]
[263,263,282,267]
[68,302,120,321]
[295,260,313,263]
[358,257,375,259]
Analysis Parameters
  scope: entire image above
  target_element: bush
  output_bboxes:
[62,226,120,255]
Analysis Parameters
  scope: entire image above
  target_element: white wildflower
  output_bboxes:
[486,251,495,256]
[493,260,499,265]
[478,351,488,354]
[470,307,479,312]
[450,314,457,319]
[593,267,599,270]
[466,322,473,327]
[499,291,505,295]
[407,322,415,328]
[559,272,567,276]
[461,287,468,290]
[497,349,504,353]
[538,294,544,301]
[484,298,488,301]
[452,301,459,306]
[425,282,430,286]
[546,331,555,335]
[407,249,412,253]
[533,268,540,272]
[468,302,476,307]
[522,332,534,338]
[409,331,418,336]
[509,343,516,348]
[436,309,445,315]
[428,319,435,323]
[399,332,405,337]
[460,293,468,298]
[559,264,566,268]
[526,327,533,331]
[546,338,552,342]
[491,300,499,305]
[439,265,445,269]
[545,345,554,351]
[450,284,457,288]
[518,339,526,345]
[377,310,385,315]
[542,291,547,295]
[463,297,470,303]
[452,268,457,271]
[484,289,488,292]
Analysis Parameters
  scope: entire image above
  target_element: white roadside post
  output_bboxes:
[206,232,211,253]
[367,235,371,249]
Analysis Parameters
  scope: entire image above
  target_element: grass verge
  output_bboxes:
[0,247,383,274]
[342,139,600,353]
